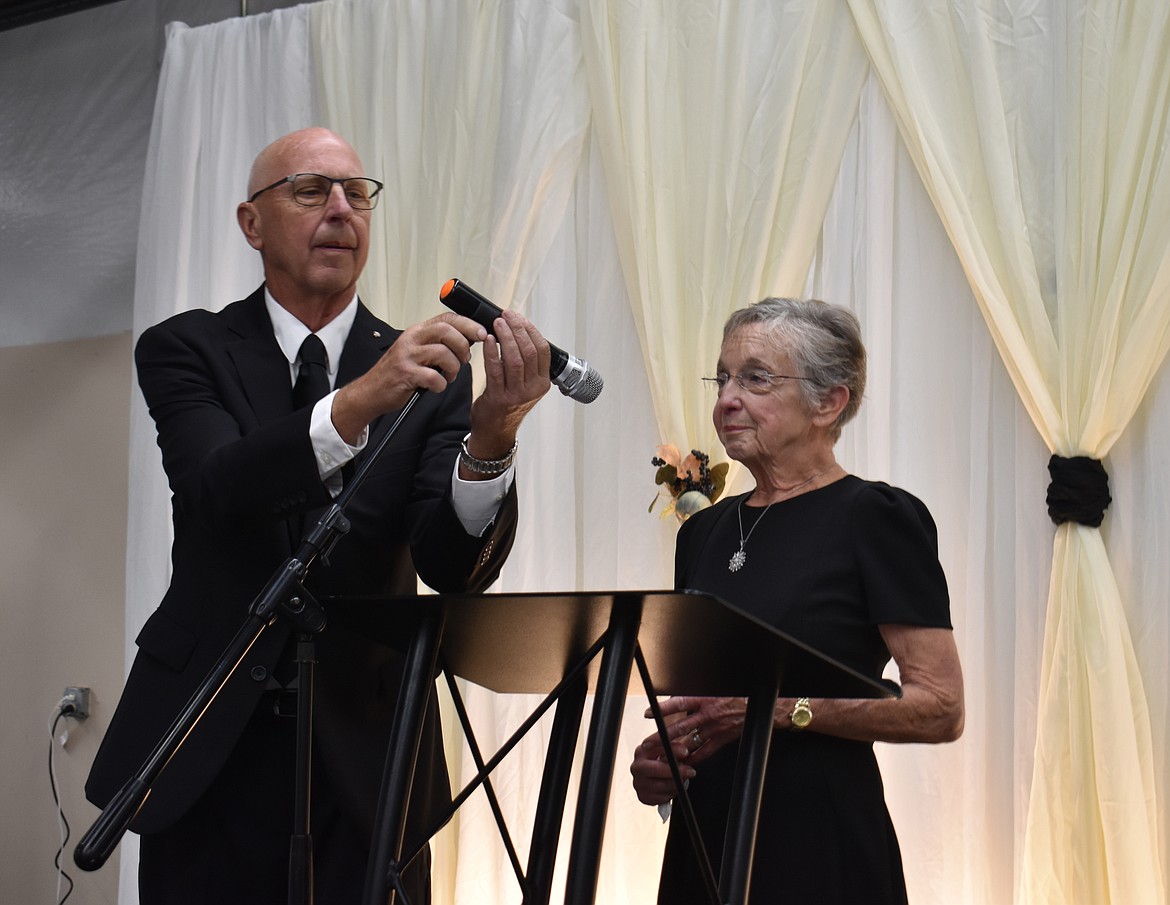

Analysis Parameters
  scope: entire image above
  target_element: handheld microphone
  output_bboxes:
[440,278,604,403]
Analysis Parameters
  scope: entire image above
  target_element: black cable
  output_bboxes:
[49,709,75,904]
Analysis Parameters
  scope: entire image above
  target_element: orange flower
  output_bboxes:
[677,451,702,484]
[654,444,681,469]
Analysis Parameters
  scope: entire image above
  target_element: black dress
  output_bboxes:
[655,476,952,905]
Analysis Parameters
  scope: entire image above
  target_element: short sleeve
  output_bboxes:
[850,484,952,628]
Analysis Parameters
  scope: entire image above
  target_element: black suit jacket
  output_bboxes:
[87,287,516,838]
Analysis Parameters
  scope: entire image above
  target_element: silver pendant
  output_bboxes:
[729,548,746,572]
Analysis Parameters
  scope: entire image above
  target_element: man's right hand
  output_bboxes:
[330,312,487,445]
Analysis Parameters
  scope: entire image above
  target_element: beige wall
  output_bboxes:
[1,332,131,904]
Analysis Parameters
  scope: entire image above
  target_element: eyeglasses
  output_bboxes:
[701,370,811,394]
[247,173,384,210]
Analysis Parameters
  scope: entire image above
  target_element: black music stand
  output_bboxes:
[335,590,898,905]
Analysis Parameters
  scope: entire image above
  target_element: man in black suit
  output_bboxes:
[86,127,551,904]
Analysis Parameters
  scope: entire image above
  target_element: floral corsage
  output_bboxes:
[650,444,728,521]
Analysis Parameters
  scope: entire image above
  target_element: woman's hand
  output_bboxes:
[629,696,747,805]
[631,625,964,808]
[630,734,693,806]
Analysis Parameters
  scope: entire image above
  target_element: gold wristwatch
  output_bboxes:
[790,697,812,730]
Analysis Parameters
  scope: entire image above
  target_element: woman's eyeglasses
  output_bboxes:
[701,370,810,394]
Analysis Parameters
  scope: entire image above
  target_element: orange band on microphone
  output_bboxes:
[440,278,456,299]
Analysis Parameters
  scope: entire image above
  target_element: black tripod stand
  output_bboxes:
[74,389,430,904]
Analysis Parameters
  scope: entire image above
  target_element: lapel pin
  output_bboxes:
[372,330,382,338]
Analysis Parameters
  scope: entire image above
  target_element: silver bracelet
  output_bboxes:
[459,434,517,475]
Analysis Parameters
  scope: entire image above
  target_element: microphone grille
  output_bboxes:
[562,366,604,403]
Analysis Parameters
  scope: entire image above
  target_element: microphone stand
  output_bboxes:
[75,389,427,905]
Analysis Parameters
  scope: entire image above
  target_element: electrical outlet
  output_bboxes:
[62,686,90,719]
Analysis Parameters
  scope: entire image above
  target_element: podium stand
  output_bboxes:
[335,591,898,905]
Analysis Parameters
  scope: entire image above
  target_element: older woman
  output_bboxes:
[631,298,964,904]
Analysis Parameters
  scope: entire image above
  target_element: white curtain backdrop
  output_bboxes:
[124,1,1170,903]
[122,9,315,900]
[845,1,1170,901]
[580,0,868,456]
[818,76,1056,905]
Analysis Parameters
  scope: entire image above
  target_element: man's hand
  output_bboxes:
[331,312,487,445]
[463,309,552,472]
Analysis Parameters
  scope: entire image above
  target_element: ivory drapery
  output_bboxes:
[579,0,869,457]
[122,11,315,901]
[309,4,648,899]
[123,2,1170,903]
[311,0,589,330]
[845,1,1170,901]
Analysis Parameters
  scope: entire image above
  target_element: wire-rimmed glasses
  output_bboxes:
[701,370,811,394]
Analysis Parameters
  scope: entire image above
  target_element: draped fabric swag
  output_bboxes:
[123,2,1170,903]
[122,9,316,894]
[580,0,868,457]
[845,1,1170,901]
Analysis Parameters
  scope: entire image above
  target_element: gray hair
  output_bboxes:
[723,297,866,441]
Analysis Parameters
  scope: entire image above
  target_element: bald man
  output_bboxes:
[87,128,550,904]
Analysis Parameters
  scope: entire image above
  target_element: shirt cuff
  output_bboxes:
[309,390,366,496]
[451,461,514,537]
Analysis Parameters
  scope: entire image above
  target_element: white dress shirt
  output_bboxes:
[265,289,512,537]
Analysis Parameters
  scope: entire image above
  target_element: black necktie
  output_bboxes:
[293,334,330,409]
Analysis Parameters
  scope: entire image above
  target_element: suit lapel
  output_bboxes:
[223,287,295,426]
[337,301,396,386]
[221,292,402,468]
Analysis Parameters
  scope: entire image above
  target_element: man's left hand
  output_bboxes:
[463,309,551,470]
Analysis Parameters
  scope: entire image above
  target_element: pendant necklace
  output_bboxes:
[729,466,834,572]
[729,501,774,572]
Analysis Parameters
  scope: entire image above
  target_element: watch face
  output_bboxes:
[792,702,812,728]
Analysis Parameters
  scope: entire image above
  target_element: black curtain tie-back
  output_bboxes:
[1046,454,1111,528]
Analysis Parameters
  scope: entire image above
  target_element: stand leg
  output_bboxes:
[524,673,588,905]
[362,612,445,905]
[74,612,272,871]
[288,635,317,905]
[718,680,778,905]
[564,594,643,905]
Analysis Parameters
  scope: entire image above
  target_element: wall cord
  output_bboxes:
[49,701,77,904]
